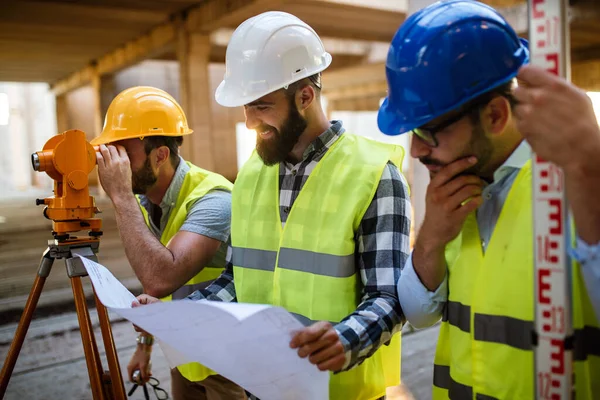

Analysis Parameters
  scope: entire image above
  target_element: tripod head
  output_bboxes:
[32,129,102,240]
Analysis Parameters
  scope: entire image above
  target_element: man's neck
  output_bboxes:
[287,111,331,163]
[481,136,524,183]
[145,159,178,205]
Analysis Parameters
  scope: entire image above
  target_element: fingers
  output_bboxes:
[127,363,135,382]
[316,353,346,372]
[516,65,561,88]
[446,185,484,211]
[115,144,129,160]
[95,151,105,169]
[135,294,160,306]
[438,175,484,199]
[297,328,338,358]
[290,322,346,372]
[140,361,152,383]
[99,144,112,161]
[308,337,345,365]
[290,321,330,348]
[455,194,484,218]
[107,144,120,160]
[430,156,477,187]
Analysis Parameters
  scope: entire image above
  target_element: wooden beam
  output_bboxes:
[0,1,167,28]
[322,62,386,91]
[186,0,287,33]
[50,0,285,95]
[51,23,176,96]
[278,1,405,42]
[52,66,96,97]
[573,60,600,91]
[325,81,388,101]
[329,96,382,112]
[572,46,600,63]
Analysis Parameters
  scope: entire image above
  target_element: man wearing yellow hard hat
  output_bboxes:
[92,87,246,400]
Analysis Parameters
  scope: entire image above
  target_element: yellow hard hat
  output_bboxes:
[91,86,192,145]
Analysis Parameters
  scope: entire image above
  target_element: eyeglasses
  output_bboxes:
[411,94,499,148]
[411,106,476,148]
[128,377,169,400]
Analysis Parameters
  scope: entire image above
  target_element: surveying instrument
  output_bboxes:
[0,129,126,399]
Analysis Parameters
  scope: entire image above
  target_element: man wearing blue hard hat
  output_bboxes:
[378,0,600,399]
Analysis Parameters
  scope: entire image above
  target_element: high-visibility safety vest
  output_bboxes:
[231,133,405,400]
[433,161,600,399]
[138,162,233,382]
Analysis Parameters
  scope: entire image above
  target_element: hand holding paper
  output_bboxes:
[77,255,329,400]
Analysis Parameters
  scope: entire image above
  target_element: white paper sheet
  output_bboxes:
[77,256,329,400]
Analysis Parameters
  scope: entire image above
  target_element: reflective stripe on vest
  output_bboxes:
[232,247,355,277]
[445,300,600,356]
[138,162,233,382]
[433,365,499,400]
[433,162,600,400]
[231,133,405,400]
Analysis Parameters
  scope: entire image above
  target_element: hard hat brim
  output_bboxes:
[215,53,332,108]
[90,129,193,146]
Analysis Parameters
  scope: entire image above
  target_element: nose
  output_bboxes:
[410,135,432,159]
[244,107,260,131]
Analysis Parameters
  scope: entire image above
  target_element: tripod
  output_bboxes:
[0,236,126,399]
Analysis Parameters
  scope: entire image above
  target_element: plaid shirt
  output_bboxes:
[189,120,411,372]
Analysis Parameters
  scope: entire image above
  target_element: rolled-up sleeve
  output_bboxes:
[397,252,448,328]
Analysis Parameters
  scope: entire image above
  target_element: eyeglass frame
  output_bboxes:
[411,90,516,148]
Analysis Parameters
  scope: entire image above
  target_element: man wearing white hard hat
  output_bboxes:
[138,11,415,400]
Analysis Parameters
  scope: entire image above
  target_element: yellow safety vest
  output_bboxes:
[433,161,600,399]
[231,133,405,400]
[138,162,233,382]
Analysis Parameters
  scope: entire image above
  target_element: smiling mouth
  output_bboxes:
[258,130,274,139]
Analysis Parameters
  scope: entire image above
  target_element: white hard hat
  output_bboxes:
[215,11,332,107]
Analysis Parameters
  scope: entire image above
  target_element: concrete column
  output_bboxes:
[55,93,69,134]
[177,29,216,171]
[99,74,116,122]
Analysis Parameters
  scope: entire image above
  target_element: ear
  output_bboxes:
[153,146,171,169]
[482,96,511,135]
[296,84,316,111]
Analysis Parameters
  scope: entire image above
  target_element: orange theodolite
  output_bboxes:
[1,129,126,400]
[31,129,102,238]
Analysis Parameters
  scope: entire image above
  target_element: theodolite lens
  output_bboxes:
[31,153,40,172]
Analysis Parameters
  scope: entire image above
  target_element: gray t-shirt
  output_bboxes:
[138,157,231,269]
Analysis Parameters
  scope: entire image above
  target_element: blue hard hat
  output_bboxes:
[377,0,529,136]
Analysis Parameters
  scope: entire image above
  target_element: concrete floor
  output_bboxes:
[0,309,438,400]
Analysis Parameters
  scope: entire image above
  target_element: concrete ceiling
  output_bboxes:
[0,0,599,85]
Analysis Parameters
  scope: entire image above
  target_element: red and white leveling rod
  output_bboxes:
[529,0,573,399]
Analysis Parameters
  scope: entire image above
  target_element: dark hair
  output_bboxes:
[143,136,183,167]
[466,80,517,124]
[285,73,322,99]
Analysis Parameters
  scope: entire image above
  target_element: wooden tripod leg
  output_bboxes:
[0,252,53,397]
[94,292,126,400]
[71,276,106,400]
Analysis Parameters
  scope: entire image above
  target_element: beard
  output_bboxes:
[132,157,158,194]
[256,97,307,166]
[420,122,493,178]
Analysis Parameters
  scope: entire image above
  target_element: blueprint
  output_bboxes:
[78,255,329,400]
